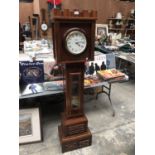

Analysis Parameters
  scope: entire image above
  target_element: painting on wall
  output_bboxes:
[95,24,109,38]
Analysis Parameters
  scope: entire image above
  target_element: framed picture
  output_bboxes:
[19,107,42,144]
[95,24,109,37]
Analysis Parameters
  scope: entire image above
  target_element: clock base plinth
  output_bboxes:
[58,125,92,153]
[61,113,88,136]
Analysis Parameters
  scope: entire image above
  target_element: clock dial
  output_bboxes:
[41,23,48,31]
[66,30,87,55]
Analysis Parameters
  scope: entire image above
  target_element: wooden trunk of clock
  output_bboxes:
[58,62,92,153]
[51,9,97,153]
[65,63,84,118]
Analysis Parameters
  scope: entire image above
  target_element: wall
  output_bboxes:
[63,0,134,23]
[19,2,33,24]
[20,0,134,24]
[33,0,41,15]
[38,0,134,23]
[19,0,134,38]
[19,0,41,24]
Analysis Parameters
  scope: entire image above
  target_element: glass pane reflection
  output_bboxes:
[71,75,80,109]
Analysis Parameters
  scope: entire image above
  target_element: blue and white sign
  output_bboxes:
[19,61,44,85]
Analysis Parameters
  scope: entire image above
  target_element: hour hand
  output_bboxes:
[75,42,82,47]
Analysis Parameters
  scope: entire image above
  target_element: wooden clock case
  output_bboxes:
[51,9,97,153]
[51,9,97,64]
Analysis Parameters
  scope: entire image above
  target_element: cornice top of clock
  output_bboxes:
[51,9,97,20]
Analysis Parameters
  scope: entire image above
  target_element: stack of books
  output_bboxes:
[97,69,125,81]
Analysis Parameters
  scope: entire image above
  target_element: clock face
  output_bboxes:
[65,30,87,55]
[41,23,48,31]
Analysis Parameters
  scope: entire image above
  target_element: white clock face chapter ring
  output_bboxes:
[41,23,48,31]
[66,30,87,55]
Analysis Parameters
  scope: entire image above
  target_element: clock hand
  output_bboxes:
[76,41,85,44]
[75,42,81,47]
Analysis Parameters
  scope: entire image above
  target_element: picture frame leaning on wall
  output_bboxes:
[19,107,42,144]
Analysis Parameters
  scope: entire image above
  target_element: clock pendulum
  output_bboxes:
[51,9,97,153]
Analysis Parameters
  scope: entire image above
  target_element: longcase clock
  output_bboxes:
[51,9,97,153]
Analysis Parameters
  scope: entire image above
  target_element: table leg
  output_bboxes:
[95,83,115,117]
[118,58,122,70]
